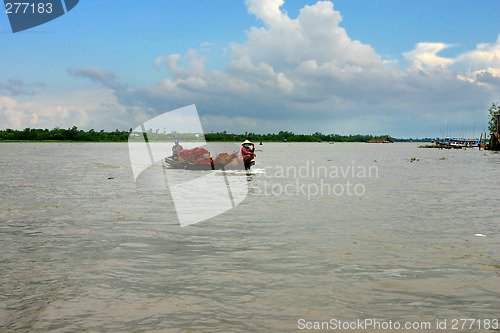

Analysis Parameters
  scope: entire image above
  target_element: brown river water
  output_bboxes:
[0,142,498,332]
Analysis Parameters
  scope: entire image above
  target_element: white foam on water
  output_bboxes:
[214,168,266,176]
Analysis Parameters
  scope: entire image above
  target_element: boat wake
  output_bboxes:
[215,168,266,176]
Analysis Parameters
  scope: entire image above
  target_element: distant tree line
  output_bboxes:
[204,131,433,142]
[0,127,434,142]
[0,127,132,142]
[204,131,395,142]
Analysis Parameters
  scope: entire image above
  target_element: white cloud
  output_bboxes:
[402,36,500,89]
[403,42,455,70]
[0,96,69,129]
[234,0,382,74]
[117,1,389,119]
[455,35,500,71]
[0,89,134,130]
[245,0,289,27]
[53,2,500,136]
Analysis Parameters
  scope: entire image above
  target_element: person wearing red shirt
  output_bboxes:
[238,140,256,169]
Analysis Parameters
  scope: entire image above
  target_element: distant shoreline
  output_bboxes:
[0,127,435,143]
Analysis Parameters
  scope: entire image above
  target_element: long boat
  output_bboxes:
[435,138,486,149]
[164,156,255,171]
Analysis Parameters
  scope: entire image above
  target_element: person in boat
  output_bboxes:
[238,140,256,169]
[171,139,184,159]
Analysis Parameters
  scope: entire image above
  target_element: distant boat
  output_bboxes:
[367,137,393,143]
[436,138,485,149]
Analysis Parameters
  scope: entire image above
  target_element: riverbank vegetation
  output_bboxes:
[0,127,130,142]
[0,127,434,143]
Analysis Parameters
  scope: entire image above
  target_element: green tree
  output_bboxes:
[488,101,500,134]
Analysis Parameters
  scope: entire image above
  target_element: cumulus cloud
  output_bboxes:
[455,35,500,71]
[450,35,500,90]
[0,89,136,130]
[245,0,289,26]
[114,1,389,118]
[0,96,69,129]
[65,1,500,136]
[403,42,455,70]
[402,37,500,90]
[239,0,382,71]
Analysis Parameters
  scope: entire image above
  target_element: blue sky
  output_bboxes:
[1,0,499,137]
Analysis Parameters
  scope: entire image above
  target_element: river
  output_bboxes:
[0,142,498,332]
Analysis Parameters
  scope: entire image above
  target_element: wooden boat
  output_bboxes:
[164,156,255,171]
[164,157,212,170]
[435,138,484,149]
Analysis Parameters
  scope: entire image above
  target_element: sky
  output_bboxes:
[1,0,499,138]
